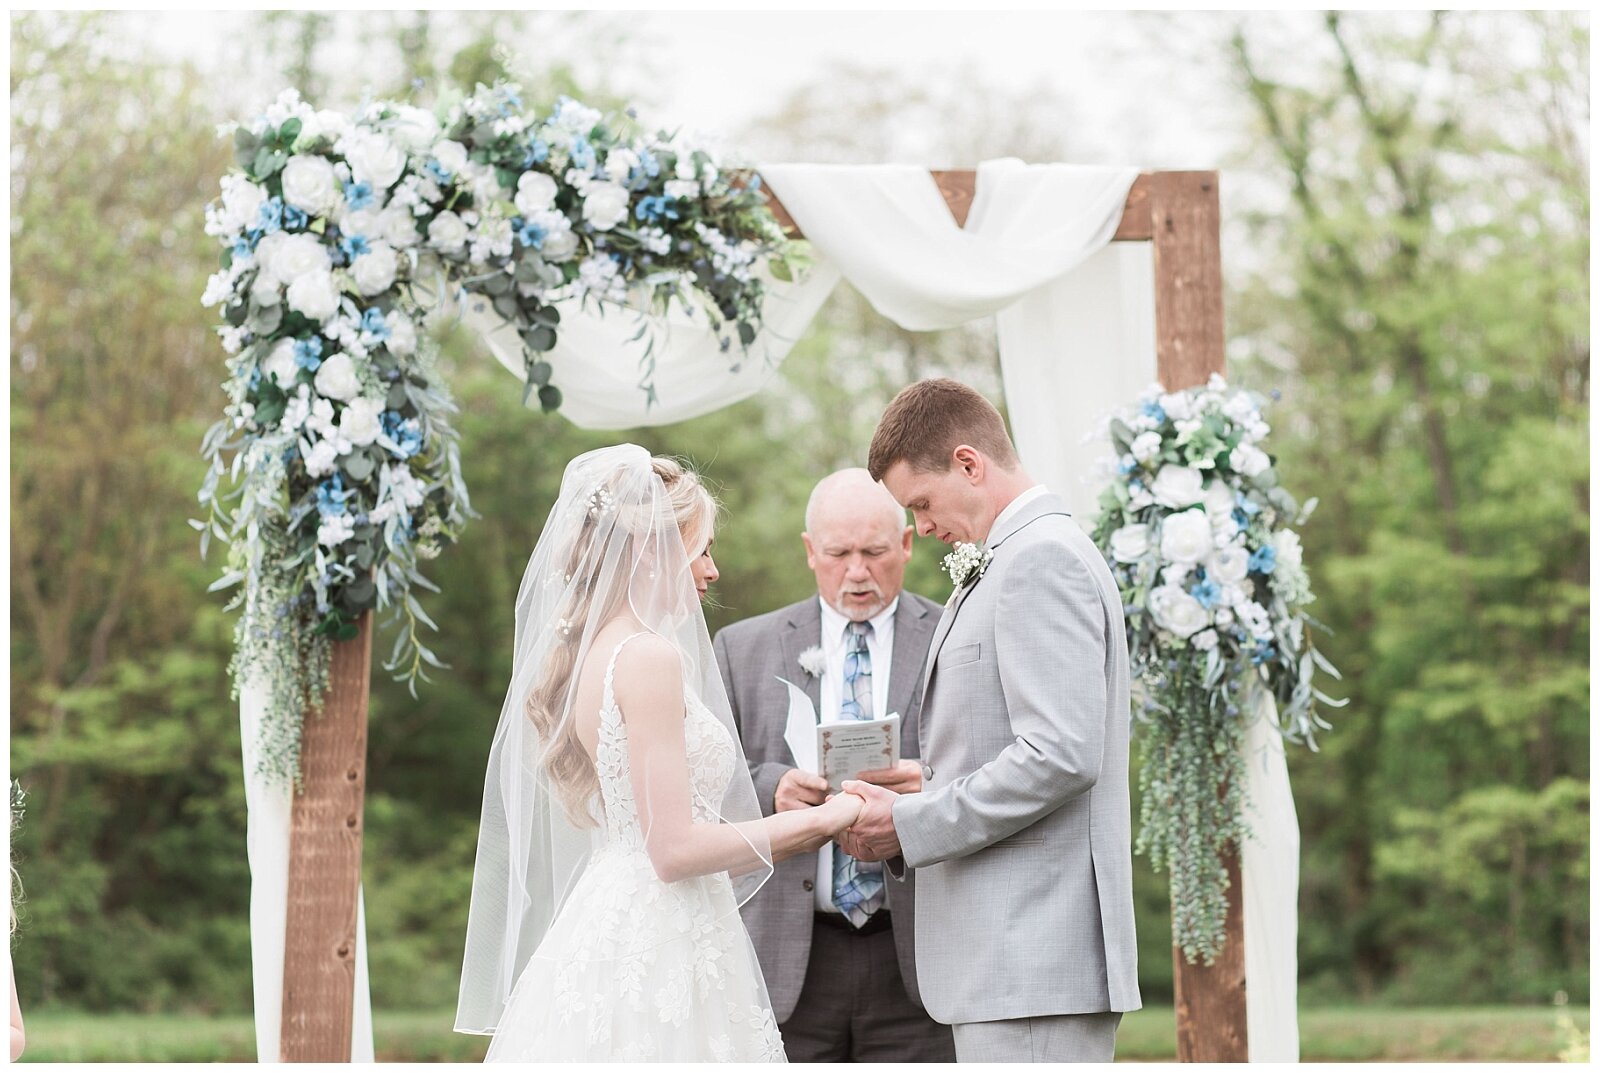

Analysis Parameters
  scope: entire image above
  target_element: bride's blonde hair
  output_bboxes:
[525,456,717,826]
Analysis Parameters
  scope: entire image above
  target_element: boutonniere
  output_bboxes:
[942,541,993,603]
[797,645,826,678]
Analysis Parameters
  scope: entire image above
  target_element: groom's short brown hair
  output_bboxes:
[868,378,1018,481]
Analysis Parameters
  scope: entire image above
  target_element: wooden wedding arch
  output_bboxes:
[281,169,1246,1063]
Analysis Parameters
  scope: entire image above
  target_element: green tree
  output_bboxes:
[1226,11,1589,1002]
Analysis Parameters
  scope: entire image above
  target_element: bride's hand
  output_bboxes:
[819,790,864,836]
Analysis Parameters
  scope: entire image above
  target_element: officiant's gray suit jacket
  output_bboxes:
[891,493,1142,1025]
[712,593,941,1023]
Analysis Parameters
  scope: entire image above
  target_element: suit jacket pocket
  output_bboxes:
[937,641,982,668]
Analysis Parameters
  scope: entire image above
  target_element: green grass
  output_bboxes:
[16,1004,1587,1062]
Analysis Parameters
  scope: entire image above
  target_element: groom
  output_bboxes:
[839,378,1141,1062]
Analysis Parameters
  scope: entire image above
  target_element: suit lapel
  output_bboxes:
[887,597,934,731]
[778,598,823,719]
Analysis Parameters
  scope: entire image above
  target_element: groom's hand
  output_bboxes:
[774,768,829,812]
[851,758,923,795]
[837,780,902,862]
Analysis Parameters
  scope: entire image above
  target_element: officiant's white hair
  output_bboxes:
[804,468,909,534]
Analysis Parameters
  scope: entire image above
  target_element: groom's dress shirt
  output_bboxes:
[814,597,898,915]
[988,484,1049,538]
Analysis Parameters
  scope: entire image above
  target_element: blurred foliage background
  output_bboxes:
[7,7,1588,1036]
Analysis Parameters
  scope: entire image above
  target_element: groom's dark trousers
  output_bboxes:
[714,594,955,1062]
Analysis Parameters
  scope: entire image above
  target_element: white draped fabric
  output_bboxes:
[239,678,373,1062]
[240,158,1299,1060]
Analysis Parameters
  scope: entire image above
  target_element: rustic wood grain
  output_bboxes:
[280,614,371,1062]
[1151,170,1227,389]
[1173,846,1249,1061]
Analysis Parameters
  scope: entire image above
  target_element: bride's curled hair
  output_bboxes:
[526,455,717,826]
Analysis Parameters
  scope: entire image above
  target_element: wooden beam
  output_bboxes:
[757,170,1155,241]
[1173,848,1248,1062]
[280,614,371,1062]
[1150,170,1226,389]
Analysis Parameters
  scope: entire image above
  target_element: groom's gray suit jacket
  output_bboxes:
[713,593,941,1024]
[891,493,1142,1025]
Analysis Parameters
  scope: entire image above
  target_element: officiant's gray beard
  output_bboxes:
[828,582,889,621]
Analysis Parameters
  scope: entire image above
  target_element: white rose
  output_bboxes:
[1109,523,1151,564]
[1274,529,1304,570]
[377,205,420,248]
[313,352,362,402]
[384,310,417,356]
[604,147,639,183]
[343,132,407,192]
[1149,585,1209,640]
[1159,391,1194,422]
[541,226,579,262]
[220,174,267,232]
[431,139,469,177]
[427,210,468,252]
[663,178,699,200]
[351,242,399,296]
[1222,583,1249,609]
[304,439,341,478]
[1203,479,1236,521]
[1151,464,1206,509]
[250,271,281,307]
[1238,600,1275,641]
[1215,607,1235,628]
[514,171,559,216]
[286,269,341,322]
[675,154,698,181]
[1159,509,1213,565]
[260,231,332,286]
[580,181,630,231]
[263,339,299,387]
[280,154,339,217]
[1229,443,1272,478]
[1130,430,1163,463]
[388,106,440,154]
[339,206,384,239]
[1209,545,1251,585]
[339,395,384,446]
[1192,628,1220,652]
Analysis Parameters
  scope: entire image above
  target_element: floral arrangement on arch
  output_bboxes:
[196,83,801,784]
[1091,374,1343,965]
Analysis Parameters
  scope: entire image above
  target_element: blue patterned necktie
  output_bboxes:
[833,620,885,927]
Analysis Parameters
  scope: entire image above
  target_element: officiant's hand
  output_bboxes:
[774,768,830,812]
[851,758,923,795]
[837,780,902,862]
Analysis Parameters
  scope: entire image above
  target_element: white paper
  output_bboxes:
[777,677,819,772]
[817,714,900,793]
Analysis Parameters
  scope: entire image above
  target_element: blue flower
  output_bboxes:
[634,194,678,222]
[1190,578,1222,610]
[254,197,285,236]
[381,411,423,457]
[1248,544,1277,575]
[281,204,309,230]
[425,159,453,185]
[359,307,390,343]
[637,147,660,178]
[294,336,324,370]
[316,475,352,517]
[1117,457,1138,476]
[232,237,254,260]
[1250,641,1278,665]
[1141,400,1166,423]
[524,137,550,167]
[345,181,374,211]
[340,233,371,261]
[1235,490,1261,515]
[570,136,595,171]
[513,216,546,248]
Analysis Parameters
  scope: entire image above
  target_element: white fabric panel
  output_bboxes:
[1242,690,1302,1062]
[240,679,374,1062]
[465,261,841,430]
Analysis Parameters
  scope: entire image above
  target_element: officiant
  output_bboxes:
[713,469,954,1062]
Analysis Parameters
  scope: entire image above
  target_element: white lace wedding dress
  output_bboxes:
[485,635,786,1062]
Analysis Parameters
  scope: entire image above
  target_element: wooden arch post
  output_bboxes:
[282,168,1242,1063]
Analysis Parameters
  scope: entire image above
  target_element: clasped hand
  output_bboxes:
[775,761,914,863]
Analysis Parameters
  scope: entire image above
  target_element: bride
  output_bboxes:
[456,445,862,1061]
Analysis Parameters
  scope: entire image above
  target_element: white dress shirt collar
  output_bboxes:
[988,484,1050,542]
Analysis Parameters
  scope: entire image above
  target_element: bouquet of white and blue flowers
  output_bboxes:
[1092,374,1342,964]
